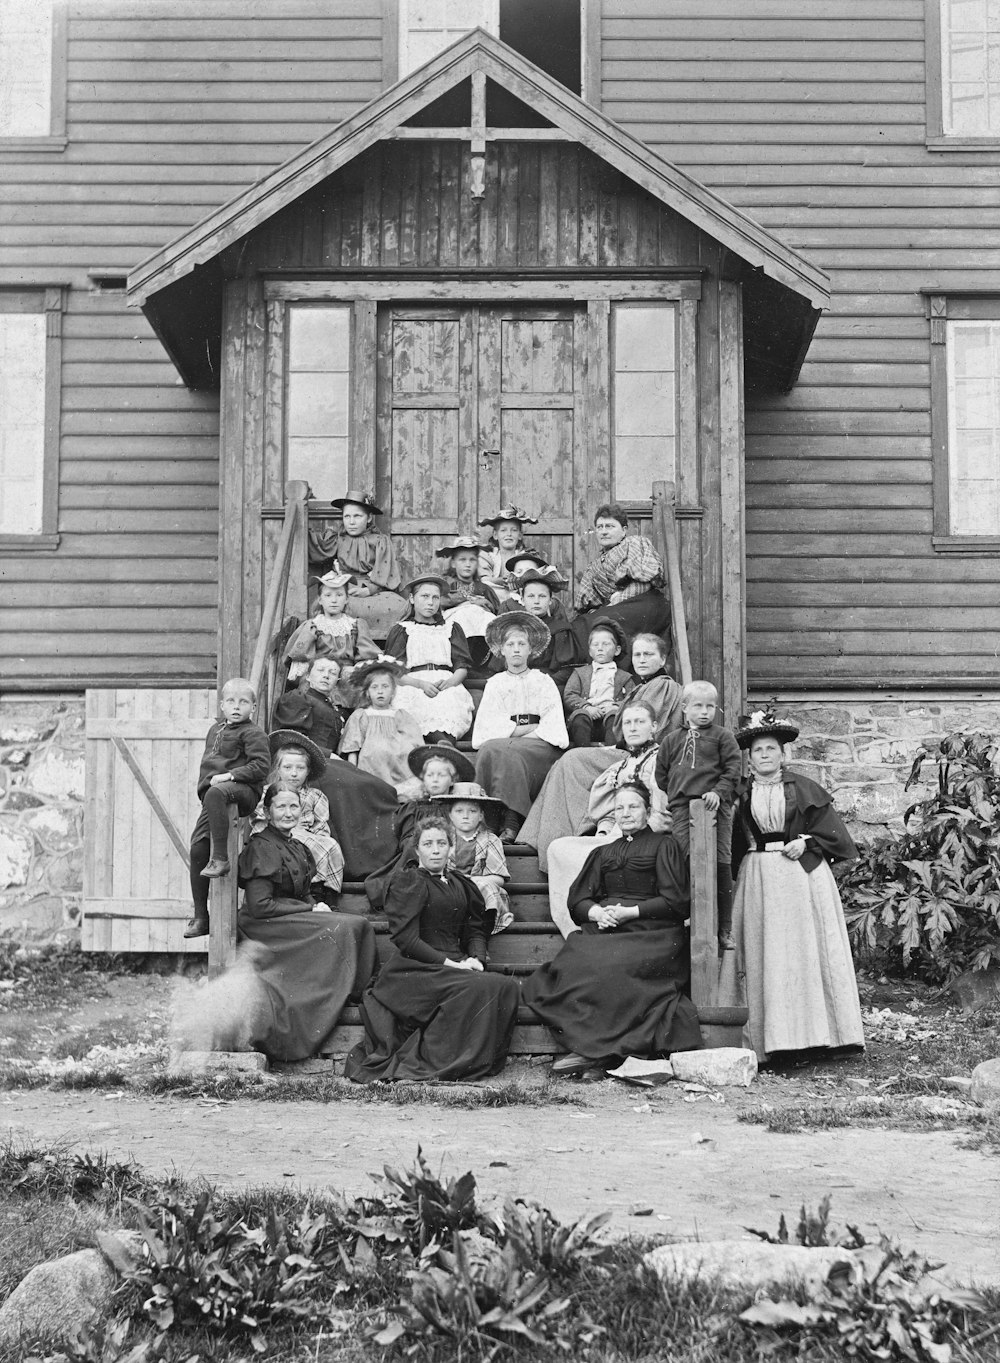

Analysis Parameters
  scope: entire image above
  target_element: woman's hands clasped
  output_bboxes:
[588,902,639,931]
[445,957,485,972]
[782,837,807,861]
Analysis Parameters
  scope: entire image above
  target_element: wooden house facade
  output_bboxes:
[2,0,1000,937]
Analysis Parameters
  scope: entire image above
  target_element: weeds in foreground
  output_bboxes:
[1,1142,994,1363]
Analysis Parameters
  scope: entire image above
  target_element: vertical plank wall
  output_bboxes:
[0,0,385,690]
[601,0,1000,689]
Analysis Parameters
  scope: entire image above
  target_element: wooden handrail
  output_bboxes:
[689,799,749,1045]
[651,479,693,685]
[249,479,310,712]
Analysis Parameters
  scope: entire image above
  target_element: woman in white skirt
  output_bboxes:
[723,709,865,1064]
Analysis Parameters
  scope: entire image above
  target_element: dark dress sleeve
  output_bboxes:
[448,622,473,672]
[238,832,316,919]
[383,623,409,664]
[272,689,313,732]
[645,835,689,922]
[457,874,490,962]
[787,773,858,872]
[384,866,450,965]
[567,844,607,926]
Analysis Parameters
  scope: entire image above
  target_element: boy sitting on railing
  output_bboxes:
[184,677,271,940]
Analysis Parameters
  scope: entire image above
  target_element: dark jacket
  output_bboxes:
[563,663,635,715]
[196,718,271,799]
[272,685,347,755]
[732,771,858,876]
[654,723,742,807]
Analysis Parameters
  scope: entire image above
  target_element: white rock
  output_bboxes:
[645,1240,865,1295]
[170,1049,268,1075]
[971,1058,1000,1108]
[0,1233,142,1349]
[0,829,32,889]
[670,1047,757,1087]
[27,750,85,802]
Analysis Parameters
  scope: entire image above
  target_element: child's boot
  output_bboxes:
[183,912,209,938]
[202,857,231,878]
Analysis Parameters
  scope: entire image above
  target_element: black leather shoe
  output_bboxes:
[183,916,209,938]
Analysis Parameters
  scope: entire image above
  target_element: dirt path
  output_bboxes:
[4,1086,997,1287]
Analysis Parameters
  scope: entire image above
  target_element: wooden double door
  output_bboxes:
[375,303,586,586]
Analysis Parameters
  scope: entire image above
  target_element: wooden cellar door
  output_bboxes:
[376,303,585,583]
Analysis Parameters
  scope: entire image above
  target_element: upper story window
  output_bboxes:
[927,0,1000,146]
[398,0,582,95]
[0,289,63,550]
[928,295,1000,549]
[0,0,66,149]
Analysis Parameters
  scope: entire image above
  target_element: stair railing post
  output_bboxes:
[208,805,240,981]
[651,479,693,685]
[689,798,718,1012]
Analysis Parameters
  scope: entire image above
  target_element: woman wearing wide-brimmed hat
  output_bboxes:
[472,612,569,843]
[249,730,345,893]
[383,573,476,742]
[307,490,407,634]
[719,708,865,1064]
[477,505,539,600]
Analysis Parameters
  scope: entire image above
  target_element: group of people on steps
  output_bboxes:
[185,491,865,1082]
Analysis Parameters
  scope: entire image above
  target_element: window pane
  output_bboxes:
[0,312,46,534]
[399,0,498,75]
[0,0,52,137]
[286,305,350,499]
[612,303,677,501]
[943,0,1000,133]
[947,319,1000,534]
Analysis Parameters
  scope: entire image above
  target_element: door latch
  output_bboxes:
[480,448,500,470]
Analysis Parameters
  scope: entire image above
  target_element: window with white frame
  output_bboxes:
[285,305,351,500]
[0,0,54,137]
[946,319,1000,534]
[938,0,1000,136]
[0,293,60,542]
[611,302,677,502]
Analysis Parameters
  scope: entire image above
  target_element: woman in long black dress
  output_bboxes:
[522,783,701,1074]
[345,815,520,1082]
[238,784,378,1062]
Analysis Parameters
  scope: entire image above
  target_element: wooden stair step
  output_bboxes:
[327,1004,560,1058]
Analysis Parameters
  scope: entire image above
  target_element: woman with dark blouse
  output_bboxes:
[237,784,377,1063]
[522,783,701,1074]
[345,816,520,1082]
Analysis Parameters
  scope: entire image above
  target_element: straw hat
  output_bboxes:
[268,729,327,780]
[311,569,354,590]
[436,536,490,558]
[478,504,539,528]
[735,707,799,751]
[509,566,567,592]
[484,610,551,659]
[406,743,475,783]
[329,490,383,516]
[350,654,407,693]
[432,782,505,810]
[399,572,451,597]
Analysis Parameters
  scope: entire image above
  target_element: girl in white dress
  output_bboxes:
[384,575,476,742]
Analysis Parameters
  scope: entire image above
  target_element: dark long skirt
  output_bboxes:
[522,919,701,1063]
[238,910,378,1062]
[475,737,563,817]
[571,590,672,653]
[344,956,520,1082]
[312,757,399,880]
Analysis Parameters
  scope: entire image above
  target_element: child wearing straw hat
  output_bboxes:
[283,569,380,683]
[338,655,425,794]
[434,782,513,932]
[477,505,538,600]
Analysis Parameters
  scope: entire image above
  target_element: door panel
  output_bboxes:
[378,303,584,585]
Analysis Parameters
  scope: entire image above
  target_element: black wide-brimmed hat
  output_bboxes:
[399,572,452,597]
[330,489,383,516]
[586,614,630,656]
[407,743,475,783]
[436,536,490,558]
[504,550,549,573]
[268,729,327,780]
[735,707,800,751]
[484,610,551,659]
[509,566,567,592]
[478,504,538,528]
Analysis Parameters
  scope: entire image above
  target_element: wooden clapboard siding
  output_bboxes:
[602,0,1000,688]
[82,687,216,953]
[0,0,384,689]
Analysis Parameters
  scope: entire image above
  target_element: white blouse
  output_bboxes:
[471,669,569,750]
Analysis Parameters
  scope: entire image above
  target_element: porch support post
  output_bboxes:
[719,279,746,729]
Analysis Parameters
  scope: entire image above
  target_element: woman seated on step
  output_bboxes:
[472,612,570,844]
[519,633,683,868]
[543,699,669,937]
[237,783,378,1064]
[522,782,702,1077]
[571,503,671,654]
[345,814,521,1083]
[718,709,865,1066]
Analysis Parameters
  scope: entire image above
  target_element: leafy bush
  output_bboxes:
[841,731,1000,982]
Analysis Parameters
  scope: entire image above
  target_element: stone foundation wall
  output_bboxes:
[0,695,85,941]
[751,697,1000,842]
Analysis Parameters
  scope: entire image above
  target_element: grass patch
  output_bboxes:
[738,1097,999,1141]
[140,1071,581,1107]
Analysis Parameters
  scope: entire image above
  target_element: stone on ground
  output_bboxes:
[169,1049,268,1075]
[645,1240,865,1295]
[0,1233,142,1349]
[971,1058,1000,1108]
[670,1047,757,1087]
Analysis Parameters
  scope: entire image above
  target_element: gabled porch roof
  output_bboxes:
[128,29,829,392]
